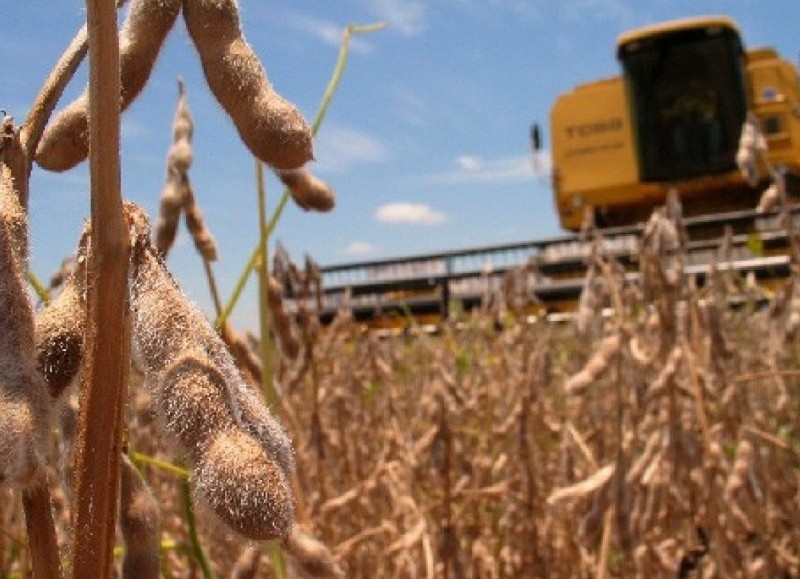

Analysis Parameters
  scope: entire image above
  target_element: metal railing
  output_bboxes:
[304,206,800,324]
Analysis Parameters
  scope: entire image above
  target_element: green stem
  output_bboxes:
[268,542,286,579]
[130,451,189,478]
[310,22,386,137]
[26,270,49,304]
[255,161,276,406]
[180,479,214,579]
[215,22,386,329]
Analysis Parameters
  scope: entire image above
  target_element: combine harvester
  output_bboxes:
[306,16,800,329]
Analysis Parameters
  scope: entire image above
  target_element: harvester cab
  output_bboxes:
[550,15,800,231]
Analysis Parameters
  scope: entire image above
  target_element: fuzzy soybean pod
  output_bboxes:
[182,0,313,170]
[158,78,219,260]
[151,344,294,504]
[125,203,295,539]
[36,0,182,171]
[155,176,184,256]
[153,350,237,460]
[193,427,294,540]
[0,213,51,487]
[183,184,218,261]
[35,254,87,399]
[170,77,194,173]
[120,454,161,579]
[278,168,336,212]
[0,165,27,268]
[156,79,194,257]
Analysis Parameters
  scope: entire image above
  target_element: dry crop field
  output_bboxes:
[2,1,800,578]
[7,217,800,578]
[240,210,800,578]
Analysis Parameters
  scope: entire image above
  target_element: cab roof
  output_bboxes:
[616,15,740,54]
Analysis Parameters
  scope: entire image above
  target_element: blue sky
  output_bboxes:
[4,1,798,331]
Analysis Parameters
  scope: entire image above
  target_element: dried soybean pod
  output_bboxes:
[0,213,51,487]
[130,239,292,472]
[724,439,754,497]
[233,382,295,480]
[282,526,345,578]
[153,351,237,460]
[156,78,192,257]
[119,454,160,579]
[192,428,294,541]
[128,206,197,374]
[156,78,220,260]
[182,0,313,170]
[128,203,236,379]
[154,177,184,257]
[126,203,296,539]
[170,77,194,172]
[183,183,218,261]
[277,168,335,212]
[0,164,27,267]
[36,0,182,171]
[35,250,87,398]
[268,275,300,359]
[564,334,621,395]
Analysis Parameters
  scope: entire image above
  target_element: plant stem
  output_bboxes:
[254,153,287,579]
[214,192,289,331]
[215,22,386,329]
[26,271,49,305]
[21,485,62,579]
[70,0,129,576]
[180,480,214,579]
[1,87,61,579]
[130,451,189,479]
[22,0,129,162]
[268,543,286,579]
[310,22,386,137]
[202,259,223,317]
[255,160,276,405]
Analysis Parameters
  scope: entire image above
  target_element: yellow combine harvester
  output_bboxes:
[307,15,800,328]
[550,15,800,231]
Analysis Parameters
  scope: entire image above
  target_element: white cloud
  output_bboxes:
[423,153,550,185]
[456,155,483,171]
[286,13,374,53]
[314,125,390,173]
[366,0,427,37]
[375,202,447,225]
[343,241,378,256]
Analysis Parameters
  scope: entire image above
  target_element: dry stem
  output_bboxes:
[69,0,130,576]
